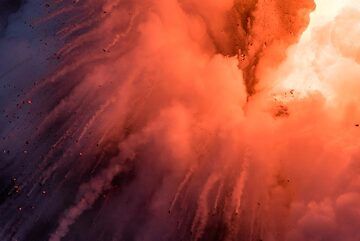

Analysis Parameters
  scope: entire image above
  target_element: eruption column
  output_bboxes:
[0,0,359,241]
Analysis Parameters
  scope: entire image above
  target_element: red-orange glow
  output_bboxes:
[0,0,359,240]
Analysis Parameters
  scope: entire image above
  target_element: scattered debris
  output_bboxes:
[274,105,289,117]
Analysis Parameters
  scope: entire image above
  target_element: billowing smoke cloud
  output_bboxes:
[0,0,359,241]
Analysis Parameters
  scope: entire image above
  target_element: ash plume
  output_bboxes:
[0,0,359,241]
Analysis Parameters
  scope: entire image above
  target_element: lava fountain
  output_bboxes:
[0,0,359,241]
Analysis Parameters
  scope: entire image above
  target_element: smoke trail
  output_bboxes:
[49,163,122,241]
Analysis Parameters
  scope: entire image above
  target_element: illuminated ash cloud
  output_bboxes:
[0,0,359,241]
[203,0,315,95]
